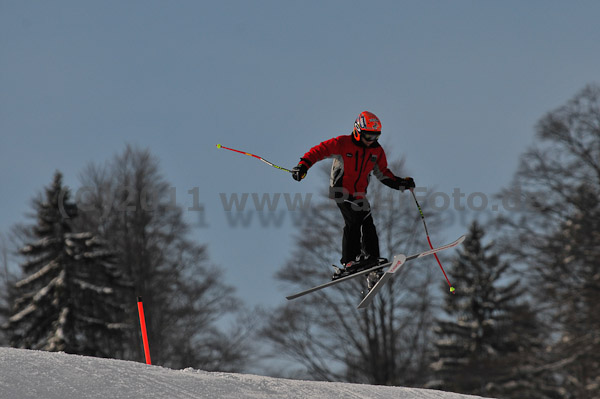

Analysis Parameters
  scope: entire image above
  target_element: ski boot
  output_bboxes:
[332,253,375,280]
[366,268,385,290]
[332,255,387,281]
[363,258,388,294]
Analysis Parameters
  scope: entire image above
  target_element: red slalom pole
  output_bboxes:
[137,296,152,364]
[410,189,455,294]
[216,144,294,173]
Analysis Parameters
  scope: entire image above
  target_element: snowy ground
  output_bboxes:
[0,347,493,399]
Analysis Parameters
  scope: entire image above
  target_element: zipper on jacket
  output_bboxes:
[354,148,367,193]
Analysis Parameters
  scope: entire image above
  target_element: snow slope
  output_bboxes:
[0,347,493,399]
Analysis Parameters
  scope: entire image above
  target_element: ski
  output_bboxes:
[357,234,466,308]
[285,261,392,300]
[404,234,465,263]
[286,235,466,301]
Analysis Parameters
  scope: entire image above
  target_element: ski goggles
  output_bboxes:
[361,131,381,141]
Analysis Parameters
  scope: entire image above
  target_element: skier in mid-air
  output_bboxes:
[292,111,415,279]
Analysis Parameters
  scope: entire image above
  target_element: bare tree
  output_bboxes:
[76,145,250,370]
[263,160,446,385]
[497,84,600,398]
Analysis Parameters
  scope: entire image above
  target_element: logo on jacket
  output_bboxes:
[346,153,353,158]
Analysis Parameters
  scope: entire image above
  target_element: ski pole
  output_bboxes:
[216,144,293,173]
[410,189,455,294]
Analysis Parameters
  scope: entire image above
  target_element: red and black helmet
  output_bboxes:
[353,111,382,142]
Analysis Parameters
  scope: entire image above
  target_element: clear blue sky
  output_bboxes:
[2,1,599,307]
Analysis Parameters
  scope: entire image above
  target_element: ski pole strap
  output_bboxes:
[216,144,293,173]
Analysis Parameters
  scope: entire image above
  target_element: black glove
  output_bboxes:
[397,177,415,191]
[292,164,308,181]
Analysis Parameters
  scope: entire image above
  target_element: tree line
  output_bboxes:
[1,146,251,371]
[1,84,599,398]
[263,84,600,399]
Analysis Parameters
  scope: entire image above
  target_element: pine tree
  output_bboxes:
[5,172,130,357]
[0,232,15,345]
[430,221,552,398]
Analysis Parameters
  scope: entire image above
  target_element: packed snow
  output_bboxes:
[0,347,493,399]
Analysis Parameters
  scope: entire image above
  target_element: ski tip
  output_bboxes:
[216,143,222,149]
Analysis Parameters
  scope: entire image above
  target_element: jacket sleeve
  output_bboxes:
[372,149,401,189]
[298,136,342,169]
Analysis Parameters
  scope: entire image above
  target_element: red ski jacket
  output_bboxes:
[299,134,400,199]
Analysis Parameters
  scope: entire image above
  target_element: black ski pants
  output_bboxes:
[336,198,380,265]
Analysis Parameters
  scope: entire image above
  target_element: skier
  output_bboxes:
[292,111,415,279]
